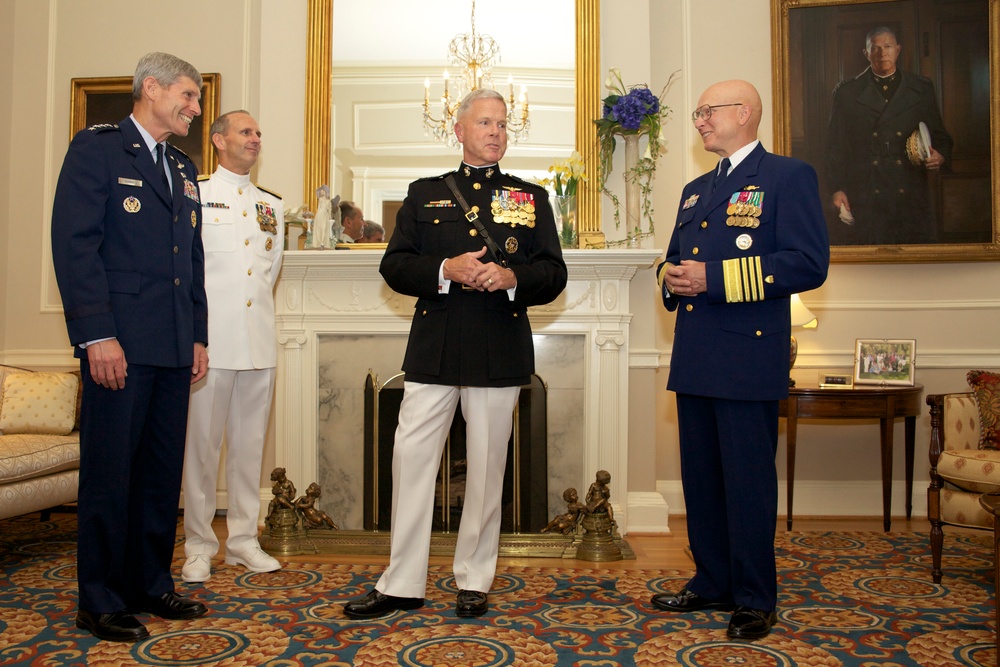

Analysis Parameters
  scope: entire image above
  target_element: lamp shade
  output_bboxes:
[790,293,818,329]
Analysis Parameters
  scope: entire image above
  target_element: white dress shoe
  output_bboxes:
[181,554,212,583]
[225,545,280,573]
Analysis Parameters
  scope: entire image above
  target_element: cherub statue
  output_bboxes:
[266,467,296,525]
[294,482,339,530]
[541,487,586,534]
[585,469,614,524]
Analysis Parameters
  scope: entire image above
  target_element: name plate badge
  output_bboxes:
[818,373,854,389]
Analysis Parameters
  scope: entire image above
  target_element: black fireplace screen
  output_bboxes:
[363,373,548,533]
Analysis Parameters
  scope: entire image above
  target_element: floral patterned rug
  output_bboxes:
[0,514,995,666]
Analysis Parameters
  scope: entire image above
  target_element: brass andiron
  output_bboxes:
[565,470,624,562]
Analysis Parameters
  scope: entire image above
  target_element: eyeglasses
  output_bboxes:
[690,103,743,122]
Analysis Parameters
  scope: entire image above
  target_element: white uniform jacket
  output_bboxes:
[198,167,284,370]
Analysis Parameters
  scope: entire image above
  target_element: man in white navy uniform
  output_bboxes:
[181,110,284,582]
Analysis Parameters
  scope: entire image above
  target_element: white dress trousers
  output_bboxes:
[183,167,283,557]
[376,382,520,598]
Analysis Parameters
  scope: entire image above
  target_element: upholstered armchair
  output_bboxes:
[926,377,1000,583]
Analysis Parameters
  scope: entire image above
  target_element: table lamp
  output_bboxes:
[789,294,818,387]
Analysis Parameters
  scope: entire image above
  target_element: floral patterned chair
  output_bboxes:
[926,370,1000,582]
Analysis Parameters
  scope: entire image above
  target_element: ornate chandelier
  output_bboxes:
[422,0,530,147]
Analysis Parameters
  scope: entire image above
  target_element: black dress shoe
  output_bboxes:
[456,589,488,618]
[343,589,424,619]
[727,606,778,640]
[76,610,149,642]
[141,591,208,620]
[650,587,736,613]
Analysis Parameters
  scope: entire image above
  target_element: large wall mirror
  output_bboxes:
[303,0,603,247]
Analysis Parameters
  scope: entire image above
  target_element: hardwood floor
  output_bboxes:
[190,515,945,572]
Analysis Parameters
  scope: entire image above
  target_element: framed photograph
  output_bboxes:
[854,338,916,386]
[70,73,221,175]
[770,0,998,263]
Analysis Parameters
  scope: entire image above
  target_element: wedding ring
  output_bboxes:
[488,278,493,285]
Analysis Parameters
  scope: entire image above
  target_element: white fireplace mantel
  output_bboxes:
[274,247,662,533]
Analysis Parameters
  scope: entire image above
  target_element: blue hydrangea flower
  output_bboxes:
[612,94,647,131]
[631,87,660,115]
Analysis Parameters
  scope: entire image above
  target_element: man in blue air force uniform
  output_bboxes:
[652,80,829,641]
[343,88,566,620]
[51,52,209,642]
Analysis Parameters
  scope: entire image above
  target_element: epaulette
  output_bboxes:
[256,184,282,200]
[87,123,119,132]
[166,143,193,161]
[415,172,451,183]
[197,174,211,182]
[507,173,545,191]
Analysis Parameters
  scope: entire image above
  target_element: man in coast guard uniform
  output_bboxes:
[344,89,567,620]
[652,80,829,640]
[50,52,209,642]
[181,111,283,583]
[825,26,953,245]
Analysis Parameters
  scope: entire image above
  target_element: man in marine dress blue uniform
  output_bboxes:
[652,80,829,640]
[343,88,567,620]
[51,52,210,642]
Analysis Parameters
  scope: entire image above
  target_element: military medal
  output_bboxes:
[191,211,197,227]
[256,201,278,234]
[682,194,699,210]
[183,179,199,202]
[726,189,763,228]
[736,233,753,250]
[492,190,536,228]
[505,237,518,254]
[123,196,141,213]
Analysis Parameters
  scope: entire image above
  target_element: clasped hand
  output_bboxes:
[444,246,515,291]
[663,260,707,296]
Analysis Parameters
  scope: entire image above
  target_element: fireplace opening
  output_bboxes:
[363,372,549,533]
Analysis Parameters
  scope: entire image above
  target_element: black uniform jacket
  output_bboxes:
[380,164,567,387]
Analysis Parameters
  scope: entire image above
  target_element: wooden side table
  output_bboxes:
[779,383,924,531]
[978,492,1000,656]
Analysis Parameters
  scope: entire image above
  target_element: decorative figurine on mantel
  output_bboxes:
[307,185,342,249]
[265,467,296,530]
[577,469,623,561]
[541,487,586,535]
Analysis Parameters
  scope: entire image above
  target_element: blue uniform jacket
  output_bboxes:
[51,117,208,367]
[659,143,829,401]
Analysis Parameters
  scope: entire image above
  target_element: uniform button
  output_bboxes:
[872,131,879,138]
[473,183,482,190]
[471,205,480,213]
[872,160,879,166]
[692,247,699,255]
[701,221,708,228]
[247,268,252,276]
[173,215,179,223]
[896,131,903,137]
[246,300,252,307]
[174,278,181,286]
[245,239,250,246]
[173,246,179,254]
[756,330,762,337]
[895,159,902,166]
[242,210,248,217]
[238,188,243,195]
[685,304,693,312]
[874,189,881,194]
[513,312,519,318]
[470,229,478,237]
[433,219,440,224]
[421,310,428,316]
[898,188,905,194]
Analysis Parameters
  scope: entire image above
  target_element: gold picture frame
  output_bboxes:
[70,73,221,175]
[770,0,998,263]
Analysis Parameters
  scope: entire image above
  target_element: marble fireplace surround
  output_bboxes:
[273,248,663,534]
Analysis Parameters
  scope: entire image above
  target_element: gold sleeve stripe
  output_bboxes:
[723,256,765,303]
[657,262,674,290]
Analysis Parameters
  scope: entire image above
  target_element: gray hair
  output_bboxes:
[210,110,252,137]
[132,52,202,101]
[361,220,384,237]
[865,26,899,50]
[456,88,506,122]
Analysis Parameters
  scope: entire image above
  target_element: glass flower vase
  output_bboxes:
[623,133,642,247]
[550,194,578,249]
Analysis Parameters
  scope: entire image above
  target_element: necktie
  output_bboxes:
[711,157,731,194]
[156,143,171,198]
